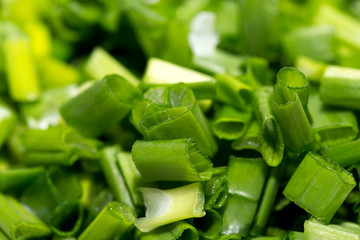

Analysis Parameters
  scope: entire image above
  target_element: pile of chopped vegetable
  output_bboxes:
[2,0,360,239]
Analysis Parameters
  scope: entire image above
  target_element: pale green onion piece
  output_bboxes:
[135,182,205,232]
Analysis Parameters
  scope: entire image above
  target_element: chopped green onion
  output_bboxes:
[61,74,141,137]
[319,65,360,110]
[251,165,284,236]
[0,99,17,149]
[0,230,9,240]
[222,157,268,236]
[309,92,358,147]
[0,193,51,240]
[11,127,100,166]
[231,121,261,153]
[117,151,155,207]
[49,200,83,237]
[212,106,252,140]
[304,218,360,240]
[215,74,253,110]
[204,167,228,210]
[0,167,43,192]
[271,82,314,153]
[85,47,140,86]
[138,220,199,240]
[3,23,40,102]
[321,139,360,167]
[100,146,135,212]
[288,231,304,240]
[283,152,356,223]
[254,86,284,166]
[283,25,335,62]
[78,201,134,240]
[132,139,213,181]
[38,57,80,88]
[193,209,222,240]
[295,56,327,84]
[314,4,360,50]
[135,182,205,232]
[132,83,217,157]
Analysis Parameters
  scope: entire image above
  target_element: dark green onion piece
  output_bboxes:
[78,201,134,240]
[288,231,304,240]
[135,182,205,232]
[231,121,261,153]
[321,139,360,167]
[85,47,140,86]
[319,65,360,110]
[304,218,360,240]
[132,83,217,157]
[50,200,84,237]
[276,67,311,120]
[204,167,228,210]
[60,74,141,137]
[283,152,356,223]
[132,139,213,181]
[218,234,242,240]
[309,92,358,147]
[251,164,284,236]
[0,167,43,192]
[222,157,268,236]
[215,74,253,110]
[138,220,199,240]
[0,193,51,240]
[0,100,17,148]
[283,25,335,62]
[100,146,135,212]
[21,167,82,221]
[254,87,284,166]
[212,106,252,140]
[271,83,314,153]
[193,209,222,240]
[13,127,100,166]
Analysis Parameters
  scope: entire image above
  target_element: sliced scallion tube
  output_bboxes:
[309,92,358,147]
[0,193,51,240]
[231,121,261,153]
[85,47,140,86]
[132,83,217,157]
[117,151,156,207]
[283,152,356,223]
[13,127,100,166]
[204,167,228,210]
[138,220,199,240]
[321,139,360,167]
[222,157,268,236]
[193,208,222,240]
[288,231,304,240]
[254,86,284,166]
[319,65,360,110]
[100,146,135,212]
[251,165,284,236]
[304,218,360,240]
[60,74,141,137]
[271,83,314,153]
[212,106,252,140]
[135,182,205,232]
[215,74,253,110]
[78,201,134,240]
[132,139,213,181]
[0,167,43,192]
